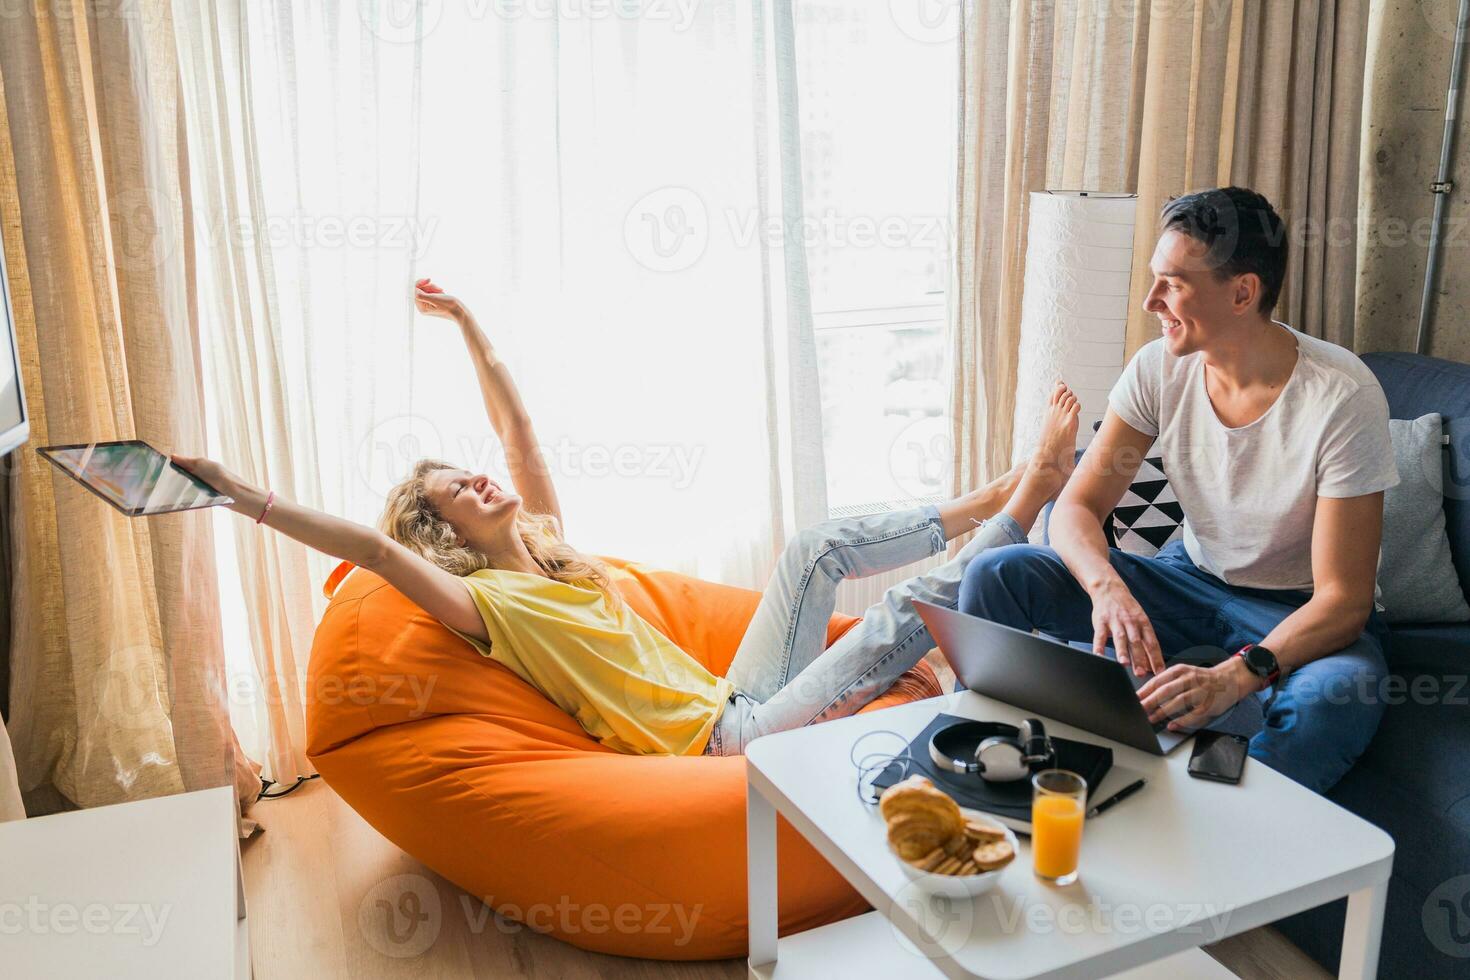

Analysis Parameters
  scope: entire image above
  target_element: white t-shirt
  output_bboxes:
[1107,323,1398,591]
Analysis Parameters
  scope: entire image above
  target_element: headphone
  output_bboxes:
[928,719,1055,783]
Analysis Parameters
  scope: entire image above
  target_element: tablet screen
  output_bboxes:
[37,440,234,516]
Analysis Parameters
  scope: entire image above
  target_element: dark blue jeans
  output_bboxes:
[957,540,1388,794]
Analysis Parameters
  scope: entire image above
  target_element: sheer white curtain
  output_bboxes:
[174,0,828,773]
[174,0,425,783]
[407,0,826,584]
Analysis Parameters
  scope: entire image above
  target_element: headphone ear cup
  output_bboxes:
[929,734,978,774]
[1019,718,1054,766]
[975,736,1029,782]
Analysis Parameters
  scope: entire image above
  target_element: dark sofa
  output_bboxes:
[1273,352,1470,978]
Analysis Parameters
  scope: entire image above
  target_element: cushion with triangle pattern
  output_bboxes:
[1089,420,1184,557]
[1109,455,1184,555]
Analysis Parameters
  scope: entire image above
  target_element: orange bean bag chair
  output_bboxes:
[305,556,940,960]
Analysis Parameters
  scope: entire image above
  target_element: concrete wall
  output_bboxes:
[1357,0,1470,362]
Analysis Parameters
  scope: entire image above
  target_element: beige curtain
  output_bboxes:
[953,0,1372,489]
[0,0,258,815]
[1138,0,1371,351]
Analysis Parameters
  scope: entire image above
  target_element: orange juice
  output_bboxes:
[1032,793,1084,881]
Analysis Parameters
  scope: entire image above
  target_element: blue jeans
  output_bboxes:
[957,540,1388,794]
[703,509,1030,756]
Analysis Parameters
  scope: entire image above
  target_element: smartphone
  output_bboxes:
[1187,730,1249,785]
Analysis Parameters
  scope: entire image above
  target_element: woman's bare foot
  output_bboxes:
[934,383,1081,540]
[999,382,1081,532]
[1030,382,1082,492]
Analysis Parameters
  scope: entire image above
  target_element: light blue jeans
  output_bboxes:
[702,507,1028,756]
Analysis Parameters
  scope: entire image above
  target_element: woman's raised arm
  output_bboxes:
[414,279,564,530]
[170,453,489,644]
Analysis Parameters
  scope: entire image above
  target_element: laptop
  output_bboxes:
[913,599,1212,755]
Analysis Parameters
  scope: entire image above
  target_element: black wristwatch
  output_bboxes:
[1235,643,1281,688]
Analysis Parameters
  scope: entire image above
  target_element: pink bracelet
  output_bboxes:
[256,490,276,525]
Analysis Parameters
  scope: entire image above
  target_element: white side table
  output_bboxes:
[0,785,250,978]
[746,692,1392,979]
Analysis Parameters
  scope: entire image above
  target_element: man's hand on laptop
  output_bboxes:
[1137,661,1252,732]
[1088,576,1165,676]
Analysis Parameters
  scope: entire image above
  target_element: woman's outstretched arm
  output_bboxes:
[414,278,564,530]
[171,452,489,644]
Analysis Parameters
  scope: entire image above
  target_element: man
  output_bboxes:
[958,187,1399,794]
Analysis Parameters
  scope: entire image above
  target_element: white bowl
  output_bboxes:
[892,808,1018,898]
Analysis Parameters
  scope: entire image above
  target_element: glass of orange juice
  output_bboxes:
[1031,769,1086,885]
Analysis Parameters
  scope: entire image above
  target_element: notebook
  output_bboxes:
[870,713,1113,834]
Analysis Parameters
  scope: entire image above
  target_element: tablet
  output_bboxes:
[37,440,234,516]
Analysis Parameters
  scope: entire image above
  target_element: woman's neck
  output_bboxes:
[481,535,544,577]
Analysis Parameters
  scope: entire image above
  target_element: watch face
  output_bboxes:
[1245,645,1278,675]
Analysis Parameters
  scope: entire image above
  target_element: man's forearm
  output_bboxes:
[1049,500,1118,595]
[1259,591,1372,672]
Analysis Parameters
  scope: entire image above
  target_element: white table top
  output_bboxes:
[0,785,248,978]
[746,692,1393,980]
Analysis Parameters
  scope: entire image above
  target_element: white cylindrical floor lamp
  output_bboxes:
[1011,191,1137,463]
[0,714,23,821]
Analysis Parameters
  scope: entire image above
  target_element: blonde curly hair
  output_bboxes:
[378,458,619,602]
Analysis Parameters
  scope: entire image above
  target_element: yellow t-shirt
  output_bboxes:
[449,568,732,756]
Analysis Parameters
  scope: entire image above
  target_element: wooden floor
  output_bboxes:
[240,779,1330,979]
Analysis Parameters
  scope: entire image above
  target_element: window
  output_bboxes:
[794,2,957,514]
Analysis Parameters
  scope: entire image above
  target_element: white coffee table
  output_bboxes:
[745,691,1393,979]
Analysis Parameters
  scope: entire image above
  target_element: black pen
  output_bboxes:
[1086,778,1147,818]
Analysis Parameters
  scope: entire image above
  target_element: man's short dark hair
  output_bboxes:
[1160,187,1287,314]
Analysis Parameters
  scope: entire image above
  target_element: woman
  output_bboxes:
[173,279,1080,757]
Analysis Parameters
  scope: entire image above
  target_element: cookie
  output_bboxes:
[972,838,1016,871]
[964,818,1006,844]
[943,834,971,858]
[914,845,947,871]
[933,855,963,875]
